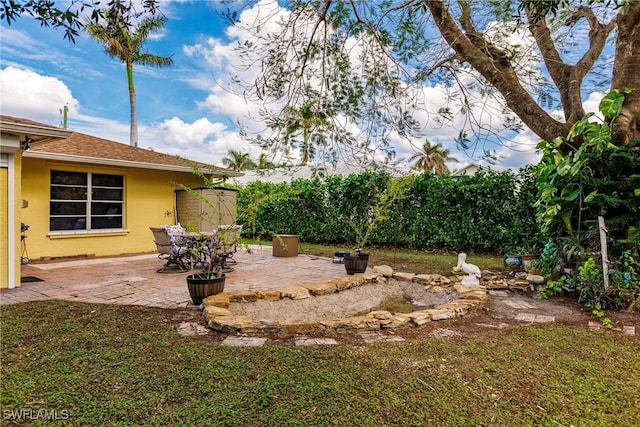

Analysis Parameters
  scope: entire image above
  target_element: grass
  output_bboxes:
[2,300,639,426]
[249,240,506,274]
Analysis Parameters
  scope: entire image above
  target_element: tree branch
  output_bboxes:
[427,0,570,142]
[527,5,615,125]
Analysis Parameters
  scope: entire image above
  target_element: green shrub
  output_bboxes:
[235,168,541,253]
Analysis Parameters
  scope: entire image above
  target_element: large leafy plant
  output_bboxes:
[535,89,640,308]
[535,89,640,259]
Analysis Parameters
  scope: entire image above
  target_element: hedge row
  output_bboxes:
[233,167,540,254]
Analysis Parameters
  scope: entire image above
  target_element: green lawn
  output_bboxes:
[2,300,639,426]
[253,240,506,275]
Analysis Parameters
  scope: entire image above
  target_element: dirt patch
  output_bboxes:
[172,288,638,345]
[229,280,457,324]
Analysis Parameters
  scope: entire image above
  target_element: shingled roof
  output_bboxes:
[1,115,241,177]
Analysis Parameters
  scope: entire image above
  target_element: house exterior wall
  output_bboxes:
[20,157,205,260]
[1,138,21,289]
[1,159,10,288]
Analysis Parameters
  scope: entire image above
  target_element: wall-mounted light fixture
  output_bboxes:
[21,136,34,151]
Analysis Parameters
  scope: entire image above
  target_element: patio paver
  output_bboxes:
[1,246,346,309]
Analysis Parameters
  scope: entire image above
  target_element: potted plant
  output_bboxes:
[342,175,410,275]
[172,160,242,304]
[559,233,587,275]
[519,242,543,274]
[184,231,226,305]
[175,158,271,303]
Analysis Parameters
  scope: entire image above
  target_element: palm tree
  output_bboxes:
[85,11,173,147]
[282,100,330,165]
[408,140,458,175]
[256,153,276,170]
[222,150,256,172]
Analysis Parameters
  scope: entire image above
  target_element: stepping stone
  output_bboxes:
[176,322,210,337]
[222,336,267,347]
[429,328,463,337]
[504,300,537,309]
[588,321,603,330]
[622,326,635,336]
[515,313,555,323]
[358,332,405,344]
[294,337,338,346]
[533,315,555,323]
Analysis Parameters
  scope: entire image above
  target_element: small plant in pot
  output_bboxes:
[560,232,588,273]
[173,160,240,305]
[342,176,410,275]
[175,158,270,304]
[519,242,543,274]
[503,251,523,269]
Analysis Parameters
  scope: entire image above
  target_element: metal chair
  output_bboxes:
[211,225,242,272]
[150,227,191,273]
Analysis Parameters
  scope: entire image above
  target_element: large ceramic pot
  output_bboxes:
[521,254,541,274]
[344,252,369,275]
[186,272,226,305]
[504,254,523,269]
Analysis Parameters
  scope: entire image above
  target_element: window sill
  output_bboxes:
[47,229,130,239]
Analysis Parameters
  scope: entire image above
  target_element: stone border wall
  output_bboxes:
[201,265,492,336]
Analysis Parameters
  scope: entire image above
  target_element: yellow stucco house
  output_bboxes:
[0,116,241,289]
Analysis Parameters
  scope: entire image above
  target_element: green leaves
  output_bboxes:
[235,169,540,254]
[535,90,640,261]
[560,184,580,202]
[599,88,631,120]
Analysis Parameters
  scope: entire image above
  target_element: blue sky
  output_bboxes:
[1,2,253,163]
[0,1,609,170]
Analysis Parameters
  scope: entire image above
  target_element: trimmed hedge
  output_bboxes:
[233,168,540,254]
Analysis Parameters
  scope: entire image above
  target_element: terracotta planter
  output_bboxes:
[186,272,226,305]
[344,253,369,275]
[521,254,541,274]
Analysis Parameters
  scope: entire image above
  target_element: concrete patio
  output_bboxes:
[1,245,347,308]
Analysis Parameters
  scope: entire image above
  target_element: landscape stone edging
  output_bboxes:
[201,265,490,336]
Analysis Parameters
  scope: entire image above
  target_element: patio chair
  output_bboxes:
[150,227,191,273]
[211,225,242,272]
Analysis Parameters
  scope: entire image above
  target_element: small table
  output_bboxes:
[273,234,298,257]
[180,231,215,238]
[175,232,216,269]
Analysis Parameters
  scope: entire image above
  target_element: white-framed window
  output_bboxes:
[50,170,124,231]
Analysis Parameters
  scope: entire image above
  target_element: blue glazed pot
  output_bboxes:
[504,254,523,269]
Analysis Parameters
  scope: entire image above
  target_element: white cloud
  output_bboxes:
[148,116,257,166]
[158,116,226,148]
[0,66,79,124]
[583,91,605,119]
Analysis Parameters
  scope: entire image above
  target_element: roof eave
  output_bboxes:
[0,121,72,141]
[22,151,244,177]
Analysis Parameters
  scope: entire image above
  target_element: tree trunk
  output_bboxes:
[127,62,138,147]
[611,4,640,146]
[426,0,571,142]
